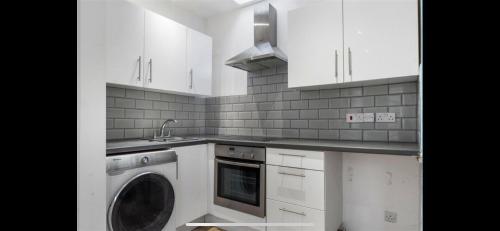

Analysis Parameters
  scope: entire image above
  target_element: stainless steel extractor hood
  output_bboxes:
[225,3,287,72]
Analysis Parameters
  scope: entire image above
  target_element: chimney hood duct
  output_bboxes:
[225,3,287,72]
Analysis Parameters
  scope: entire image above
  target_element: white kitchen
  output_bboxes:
[77,0,422,230]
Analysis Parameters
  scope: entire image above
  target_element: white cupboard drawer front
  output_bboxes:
[266,165,325,210]
[267,199,325,231]
[267,148,324,170]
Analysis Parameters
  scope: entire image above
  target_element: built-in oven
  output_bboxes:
[214,144,266,218]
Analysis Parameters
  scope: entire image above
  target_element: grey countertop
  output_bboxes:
[106,135,420,156]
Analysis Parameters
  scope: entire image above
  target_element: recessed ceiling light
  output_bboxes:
[233,0,257,5]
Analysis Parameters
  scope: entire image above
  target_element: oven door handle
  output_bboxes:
[216,159,261,168]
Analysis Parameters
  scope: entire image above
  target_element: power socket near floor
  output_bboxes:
[384,210,397,223]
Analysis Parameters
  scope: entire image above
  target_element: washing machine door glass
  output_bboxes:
[108,172,175,231]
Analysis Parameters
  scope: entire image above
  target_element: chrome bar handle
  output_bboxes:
[335,49,338,80]
[278,171,306,177]
[148,58,152,83]
[175,153,178,180]
[279,153,306,157]
[189,68,193,89]
[137,56,142,81]
[348,47,352,76]
[216,159,261,168]
[279,208,306,216]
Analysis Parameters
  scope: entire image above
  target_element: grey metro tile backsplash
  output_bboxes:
[106,87,207,140]
[107,64,419,143]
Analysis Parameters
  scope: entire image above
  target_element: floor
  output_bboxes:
[191,227,225,231]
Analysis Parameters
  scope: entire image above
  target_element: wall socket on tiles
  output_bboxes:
[346,113,364,122]
[363,113,374,122]
[346,113,395,122]
[346,113,374,123]
[376,113,396,122]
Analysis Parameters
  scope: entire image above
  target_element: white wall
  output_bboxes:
[342,153,421,231]
[128,0,206,33]
[77,0,107,230]
[206,0,337,96]
[206,7,251,97]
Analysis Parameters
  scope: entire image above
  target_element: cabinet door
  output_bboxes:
[288,1,343,88]
[343,0,419,82]
[266,148,325,171]
[187,29,212,96]
[174,144,208,227]
[104,0,145,87]
[266,165,325,210]
[267,199,325,231]
[144,10,187,93]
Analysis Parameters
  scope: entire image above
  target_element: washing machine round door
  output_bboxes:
[108,172,175,231]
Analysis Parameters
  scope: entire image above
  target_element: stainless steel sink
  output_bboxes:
[146,137,200,142]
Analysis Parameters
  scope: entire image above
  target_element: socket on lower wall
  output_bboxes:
[384,210,397,223]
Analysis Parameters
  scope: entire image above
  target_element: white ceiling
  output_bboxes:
[166,0,264,18]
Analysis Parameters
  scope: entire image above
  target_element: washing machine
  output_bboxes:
[106,149,178,231]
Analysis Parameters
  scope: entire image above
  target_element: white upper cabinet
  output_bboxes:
[104,0,213,96]
[187,29,213,96]
[288,1,344,88]
[144,10,188,93]
[343,0,419,82]
[104,0,145,87]
[288,0,419,88]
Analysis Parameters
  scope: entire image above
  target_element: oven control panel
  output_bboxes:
[215,144,266,162]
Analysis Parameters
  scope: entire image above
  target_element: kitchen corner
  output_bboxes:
[79,0,423,230]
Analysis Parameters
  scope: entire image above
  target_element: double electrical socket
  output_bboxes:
[384,210,397,223]
[376,113,396,122]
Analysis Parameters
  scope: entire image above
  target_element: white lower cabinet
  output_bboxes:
[266,148,343,231]
[267,199,325,231]
[267,148,325,171]
[173,144,208,228]
[266,165,325,210]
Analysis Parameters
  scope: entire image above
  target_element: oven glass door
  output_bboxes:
[217,159,260,206]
